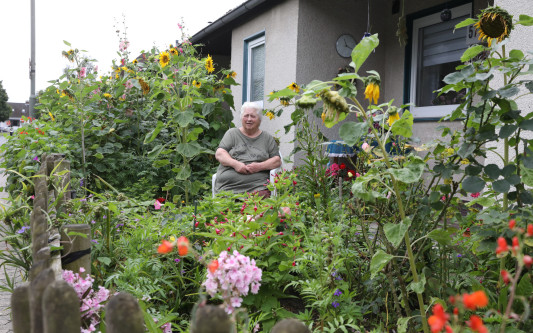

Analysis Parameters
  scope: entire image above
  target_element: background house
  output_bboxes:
[5,102,29,127]
[191,0,532,167]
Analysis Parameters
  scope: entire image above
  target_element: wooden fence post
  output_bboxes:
[60,224,91,277]
[42,280,80,333]
[190,305,232,333]
[105,293,145,333]
[11,285,31,333]
[52,158,70,214]
[29,268,55,333]
[271,318,311,333]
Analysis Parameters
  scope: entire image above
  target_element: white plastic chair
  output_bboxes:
[212,153,283,198]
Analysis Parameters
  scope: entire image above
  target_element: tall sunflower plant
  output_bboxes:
[140,39,238,204]
[269,33,433,332]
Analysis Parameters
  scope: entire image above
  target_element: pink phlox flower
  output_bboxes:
[119,40,130,52]
[125,80,133,89]
[154,200,162,210]
[79,67,87,78]
[160,322,172,333]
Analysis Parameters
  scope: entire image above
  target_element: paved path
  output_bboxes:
[0,135,16,332]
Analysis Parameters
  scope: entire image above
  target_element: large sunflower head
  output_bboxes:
[474,6,513,47]
[159,51,170,68]
[205,55,215,73]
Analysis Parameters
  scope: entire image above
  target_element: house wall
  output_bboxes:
[230,0,300,164]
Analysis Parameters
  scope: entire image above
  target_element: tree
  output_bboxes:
[0,81,11,122]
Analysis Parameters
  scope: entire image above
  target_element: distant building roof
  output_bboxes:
[7,102,29,119]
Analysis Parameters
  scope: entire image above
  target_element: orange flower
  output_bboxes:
[462,290,488,310]
[208,259,219,273]
[512,236,519,254]
[495,237,508,255]
[177,236,189,256]
[157,240,173,254]
[467,315,488,333]
[508,219,516,230]
[527,224,533,237]
[427,304,449,333]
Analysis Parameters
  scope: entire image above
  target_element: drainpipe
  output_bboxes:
[29,0,36,118]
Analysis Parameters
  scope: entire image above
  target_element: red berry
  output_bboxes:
[524,255,532,269]
[509,219,516,230]
[501,270,511,284]
[527,224,533,237]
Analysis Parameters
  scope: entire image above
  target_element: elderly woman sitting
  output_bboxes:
[214,102,281,197]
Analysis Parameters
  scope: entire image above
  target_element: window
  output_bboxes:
[243,33,265,106]
[409,3,471,119]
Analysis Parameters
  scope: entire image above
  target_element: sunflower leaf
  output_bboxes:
[455,18,477,30]
[461,45,485,62]
[517,15,533,26]
[351,34,379,73]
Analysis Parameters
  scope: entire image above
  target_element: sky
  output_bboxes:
[0,0,246,103]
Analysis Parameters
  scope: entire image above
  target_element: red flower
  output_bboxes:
[512,236,519,254]
[467,315,487,333]
[509,219,516,230]
[527,224,533,237]
[427,304,449,333]
[177,236,189,256]
[495,237,508,255]
[156,197,166,203]
[157,240,173,254]
[524,255,532,269]
[462,291,488,310]
[340,163,346,170]
[501,270,510,284]
[470,192,480,198]
[208,259,219,273]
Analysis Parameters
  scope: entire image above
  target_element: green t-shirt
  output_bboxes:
[215,128,279,194]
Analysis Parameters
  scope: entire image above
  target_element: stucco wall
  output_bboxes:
[230,0,299,165]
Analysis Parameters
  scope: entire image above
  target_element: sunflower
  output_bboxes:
[387,106,401,127]
[103,93,112,99]
[170,48,178,55]
[159,51,170,67]
[226,71,237,79]
[288,82,300,93]
[321,112,326,123]
[474,6,513,47]
[193,80,202,88]
[364,81,380,105]
[133,59,138,64]
[138,78,150,95]
[205,54,215,73]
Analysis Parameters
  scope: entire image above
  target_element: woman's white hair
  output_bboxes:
[240,101,262,121]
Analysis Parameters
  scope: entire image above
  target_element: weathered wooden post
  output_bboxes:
[29,268,55,333]
[11,285,31,333]
[190,305,232,333]
[52,158,70,214]
[42,280,80,333]
[60,224,91,277]
[271,318,311,333]
[105,293,145,333]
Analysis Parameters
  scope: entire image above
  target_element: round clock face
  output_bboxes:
[336,34,356,58]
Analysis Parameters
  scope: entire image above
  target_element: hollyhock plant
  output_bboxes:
[203,250,262,314]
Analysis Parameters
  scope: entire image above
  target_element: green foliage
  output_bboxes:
[0,81,10,122]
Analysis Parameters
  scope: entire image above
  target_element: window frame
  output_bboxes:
[243,31,266,107]
[408,2,472,120]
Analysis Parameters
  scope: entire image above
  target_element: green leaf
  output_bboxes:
[509,49,524,60]
[387,157,425,184]
[351,34,379,73]
[516,274,533,296]
[465,165,482,176]
[334,73,361,81]
[339,122,368,146]
[502,165,516,178]
[484,164,501,179]
[520,161,533,186]
[519,119,533,131]
[455,18,477,29]
[384,222,409,248]
[176,142,205,158]
[391,110,413,138]
[408,274,426,294]
[267,88,297,101]
[517,14,533,26]
[304,80,330,93]
[153,159,170,168]
[147,144,164,159]
[63,40,71,46]
[94,152,104,159]
[370,250,393,279]
[397,317,414,333]
[175,110,194,127]
[324,111,348,128]
[427,229,454,246]
[174,165,191,180]
[500,124,518,138]
[458,142,476,158]
[499,86,520,98]
[97,257,111,266]
[462,176,485,193]
[461,45,485,62]
[443,71,464,84]
[143,121,164,144]
[493,179,511,193]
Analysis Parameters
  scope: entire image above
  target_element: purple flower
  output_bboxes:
[91,220,96,224]
[16,226,30,234]
[457,254,462,258]
[91,239,98,244]
[334,289,342,296]
[116,223,124,228]
[331,301,340,308]
[33,156,40,162]
[174,258,181,263]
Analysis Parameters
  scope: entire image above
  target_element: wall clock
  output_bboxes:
[336,34,356,58]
